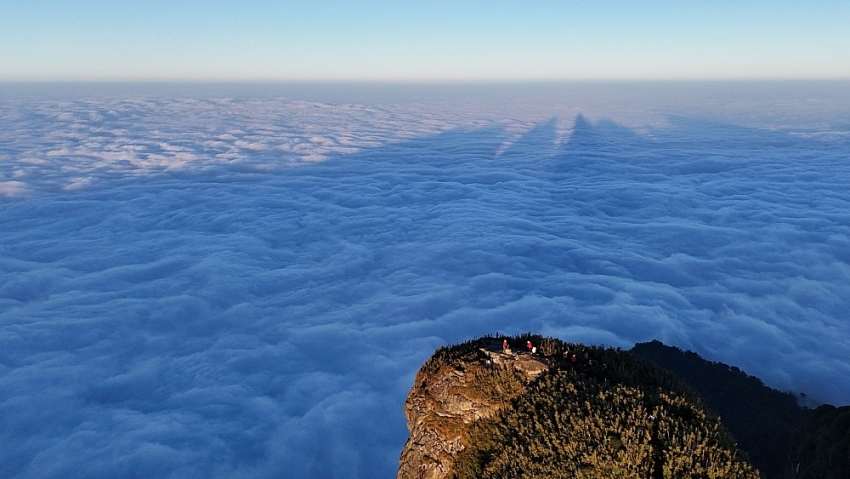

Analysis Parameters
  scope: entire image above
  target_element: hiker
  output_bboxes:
[571,354,577,364]
[502,339,508,353]
[527,341,533,353]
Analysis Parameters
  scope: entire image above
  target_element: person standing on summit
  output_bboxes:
[527,340,533,353]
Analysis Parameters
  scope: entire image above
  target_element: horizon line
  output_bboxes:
[3,77,850,85]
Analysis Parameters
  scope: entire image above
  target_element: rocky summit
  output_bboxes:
[398,334,761,479]
[399,334,850,479]
[398,337,549,479]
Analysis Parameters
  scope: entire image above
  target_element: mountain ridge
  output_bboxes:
[398,334,849,479]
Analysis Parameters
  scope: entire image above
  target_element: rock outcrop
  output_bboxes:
[397,338,548,479]
[398,335,766,479]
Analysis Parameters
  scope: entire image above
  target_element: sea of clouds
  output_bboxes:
[2,82,849,478]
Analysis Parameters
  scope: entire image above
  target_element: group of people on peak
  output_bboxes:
[500,339,538,355]
[498,338,593,367]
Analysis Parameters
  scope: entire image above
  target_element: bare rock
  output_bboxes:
[397,340,548,479]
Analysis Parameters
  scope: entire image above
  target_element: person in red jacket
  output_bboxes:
[527,340,533,353]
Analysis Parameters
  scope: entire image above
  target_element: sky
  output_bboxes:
[2,1,850,81]
[1,83,850,478]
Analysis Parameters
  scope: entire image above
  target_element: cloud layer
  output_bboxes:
[2,85,850,478]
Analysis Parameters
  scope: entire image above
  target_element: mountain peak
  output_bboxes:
[398,334,761,479]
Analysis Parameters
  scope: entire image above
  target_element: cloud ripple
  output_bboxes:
[2,93,850,478]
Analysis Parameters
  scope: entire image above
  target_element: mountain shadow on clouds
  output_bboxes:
[552,114,823,177]
[497,118,559,165]
[553,114,653,174]
[2,113,850,479]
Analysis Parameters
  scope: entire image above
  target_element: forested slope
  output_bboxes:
[631,340,808,479]
[399,334,761,479]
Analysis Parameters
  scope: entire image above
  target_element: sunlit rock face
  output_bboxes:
[1,82,849,478]
[398,336,763,479]
[398,338,547,479]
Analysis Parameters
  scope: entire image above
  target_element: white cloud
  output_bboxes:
[63,177,94,191]
[1,85,850,478]
[0,181,28,197]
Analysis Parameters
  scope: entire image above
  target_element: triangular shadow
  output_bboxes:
[553,115,655,176]
[498,118,559,164]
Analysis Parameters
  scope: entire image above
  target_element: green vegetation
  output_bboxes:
[416,338,492,388]
[631,340,809,479]
[787,405,850,479]
[409,335,850,479]
[423,335,761,479]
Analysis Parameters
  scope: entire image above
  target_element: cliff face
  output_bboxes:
[400,336,850,479]
[397,338,548,479]
[399,335,763,479]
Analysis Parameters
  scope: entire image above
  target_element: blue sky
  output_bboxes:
[2,0,849,81]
